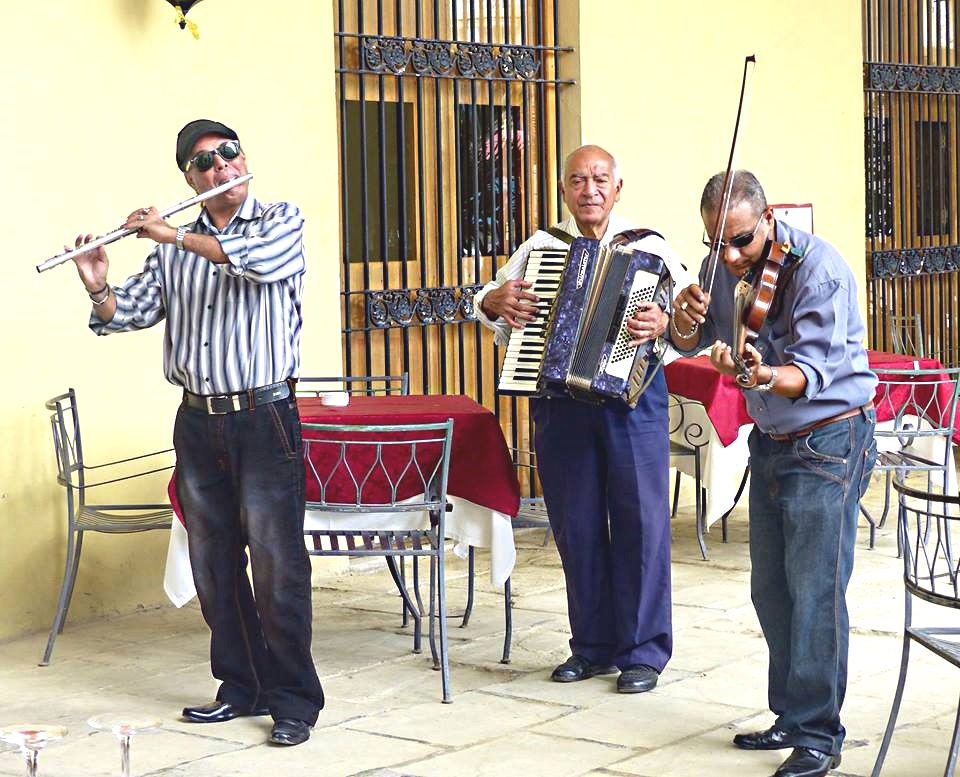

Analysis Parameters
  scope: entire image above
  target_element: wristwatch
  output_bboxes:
[175,225,189,251]
[752,365,779,392]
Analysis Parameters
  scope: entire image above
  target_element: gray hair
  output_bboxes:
[700,169,767,215]
[562,145,619,182]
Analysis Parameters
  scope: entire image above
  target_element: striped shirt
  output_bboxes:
[90,195,306,395]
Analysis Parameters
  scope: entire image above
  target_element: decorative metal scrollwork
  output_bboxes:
[361,36,541,80]
[366,285,483,328]
[866,62,960,94]
[870,245,960,278]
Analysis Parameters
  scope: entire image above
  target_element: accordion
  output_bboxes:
[497,233,671,408]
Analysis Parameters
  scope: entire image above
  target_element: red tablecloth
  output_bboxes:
[664,356,753,446]
[297,395,520,517]
[664,350,958,446]
[169,395,520,522]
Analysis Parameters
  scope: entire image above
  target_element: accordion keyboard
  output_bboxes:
[497,248,568,395]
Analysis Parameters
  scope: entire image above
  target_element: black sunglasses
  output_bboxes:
[186,140,242,173]
[702,212,765,250]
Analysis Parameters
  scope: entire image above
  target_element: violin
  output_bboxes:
[732,236,804,378]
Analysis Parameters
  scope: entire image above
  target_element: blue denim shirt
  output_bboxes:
[672,221,878,435]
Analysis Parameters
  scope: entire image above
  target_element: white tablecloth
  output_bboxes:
[668,406,958,531]
[669,399,752,529]
[163,497,515,607]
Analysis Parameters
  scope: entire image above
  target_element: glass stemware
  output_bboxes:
[87,714,161,777]
[0,724,68,777]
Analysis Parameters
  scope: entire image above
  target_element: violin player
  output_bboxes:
[669,170,877,777]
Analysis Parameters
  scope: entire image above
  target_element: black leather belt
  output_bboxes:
[183,380,291,415]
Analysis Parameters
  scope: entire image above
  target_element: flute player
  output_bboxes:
[70,119,323,747]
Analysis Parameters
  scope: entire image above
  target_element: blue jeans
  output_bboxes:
[173,396,324,724]
[748,407,876,756]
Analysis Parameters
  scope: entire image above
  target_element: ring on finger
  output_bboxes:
[680,300,689,311]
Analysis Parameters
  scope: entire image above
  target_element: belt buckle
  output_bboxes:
[205,394,241,414]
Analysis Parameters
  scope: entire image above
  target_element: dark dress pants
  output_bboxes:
[748,408,876,756]
[532,374,672,670]
[173,396,324,725]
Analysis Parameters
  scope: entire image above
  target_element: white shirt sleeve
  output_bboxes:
[474,229,568,347]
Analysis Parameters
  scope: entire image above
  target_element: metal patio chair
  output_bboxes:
[871,477,960,776]
[295,373,410,398]
[860,365,960,548]
[41,389,174,666]
[669,393,727,559]
[297,373,419,621]
[888,312,926,358]
[301,420,456,702]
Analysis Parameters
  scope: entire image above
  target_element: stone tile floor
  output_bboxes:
[2,473,959,776]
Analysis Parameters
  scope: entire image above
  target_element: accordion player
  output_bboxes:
[496,229,674,409]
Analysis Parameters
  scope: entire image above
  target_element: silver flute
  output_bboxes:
[36,173,253,273]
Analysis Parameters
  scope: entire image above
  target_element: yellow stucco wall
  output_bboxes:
[0,1,342,643]
[1,0,865,646]
[565,0,866,305]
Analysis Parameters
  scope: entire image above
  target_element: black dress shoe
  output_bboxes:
[772,747,841,777]
[733,725,796,750]
[616,664,659,693]
[270,718,311,746]
[550,655,618,683]
[181,700,270,723]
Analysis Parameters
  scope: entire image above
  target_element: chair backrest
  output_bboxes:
[296,373,410,397]
[668,393,711,451]
[894,477,960,609]
[888,313,926,357]
[46,389,85,494]
[301,420,453,513]
[873,366,960,456]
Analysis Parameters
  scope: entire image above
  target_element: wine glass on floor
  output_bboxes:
[87,714,161,777]
[0,724,68,777]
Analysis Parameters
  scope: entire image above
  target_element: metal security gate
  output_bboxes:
[334,0,571,471]
[864,0,960,363]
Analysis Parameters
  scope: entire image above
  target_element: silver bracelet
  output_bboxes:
[670,314,699,341]
[90,287,111,306]
[752,364,779,392]
[175,225,189,251]
[739,364,778,392]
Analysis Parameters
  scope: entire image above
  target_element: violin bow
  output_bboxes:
[703,54,757,296]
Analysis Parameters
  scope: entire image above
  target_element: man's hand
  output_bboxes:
[624,302,667,347]
[708,340,739,377]
[673,283,710,333]
[124,206,176,245]
[70,234,109,293]
[480,279,540,329]
[709,340,763,380]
